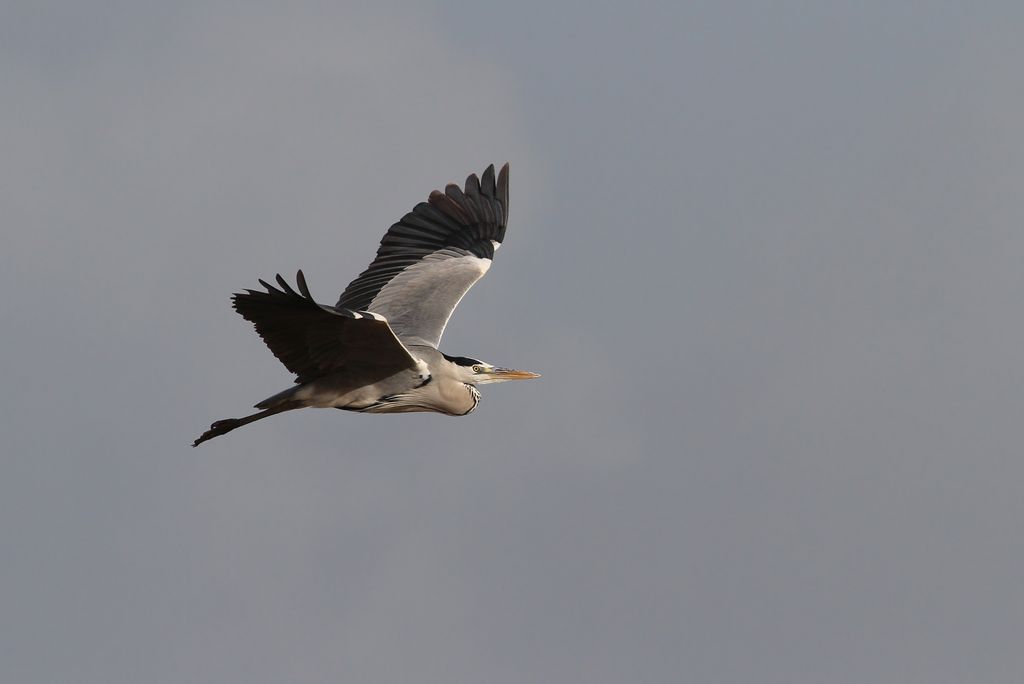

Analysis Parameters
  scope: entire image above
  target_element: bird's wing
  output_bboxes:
[336,163,509,348]
[233,271,420,384]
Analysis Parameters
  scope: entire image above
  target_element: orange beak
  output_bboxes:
[491,368,541,381]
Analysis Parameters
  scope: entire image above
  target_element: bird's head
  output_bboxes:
[444,354,540,385]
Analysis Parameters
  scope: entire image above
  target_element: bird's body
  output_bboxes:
[255,346,474,415]
[193,163,538,447]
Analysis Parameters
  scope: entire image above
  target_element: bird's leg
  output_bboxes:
[192,401,301,447]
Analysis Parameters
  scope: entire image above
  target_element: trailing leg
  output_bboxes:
[192,401,301,447]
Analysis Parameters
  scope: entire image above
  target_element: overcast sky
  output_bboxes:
[4,2,1024,682]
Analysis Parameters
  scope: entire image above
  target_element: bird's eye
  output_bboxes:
[472,365,483,373]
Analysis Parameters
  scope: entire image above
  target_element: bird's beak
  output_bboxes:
[490,368,541,382]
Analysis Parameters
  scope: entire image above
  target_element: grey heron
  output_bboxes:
[193,163,538,447]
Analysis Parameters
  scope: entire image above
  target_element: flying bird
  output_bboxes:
[193,163,538,447]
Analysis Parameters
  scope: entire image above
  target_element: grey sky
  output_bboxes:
[3,2,1024,682]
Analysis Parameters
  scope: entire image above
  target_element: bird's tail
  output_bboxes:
[192,401,301,447]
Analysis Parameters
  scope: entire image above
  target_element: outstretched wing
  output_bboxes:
[337,163,509,348]
[233,271,419,384]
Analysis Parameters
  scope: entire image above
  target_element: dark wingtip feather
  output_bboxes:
[498,163,509,213]
[429,189,469,222]
[481,164,496,196]
[445,183,467,205]
[296,269,311,299]
[275,273,299,296]
[464,172,480,196]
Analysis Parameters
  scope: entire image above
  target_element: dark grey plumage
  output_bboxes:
[193,163,538,447]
